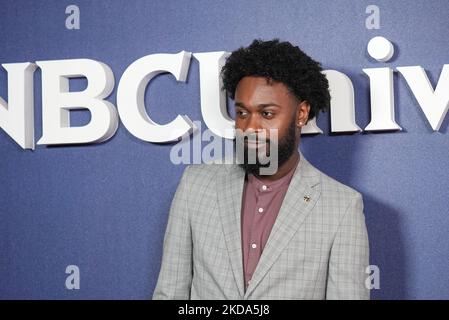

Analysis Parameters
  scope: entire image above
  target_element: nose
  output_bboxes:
[245,113,263,133]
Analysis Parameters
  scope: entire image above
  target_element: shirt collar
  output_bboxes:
[247,155,300,193]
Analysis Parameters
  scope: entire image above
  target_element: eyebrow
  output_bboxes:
[234,102,281,109]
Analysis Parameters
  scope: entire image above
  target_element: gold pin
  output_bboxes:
[303,196,310,203]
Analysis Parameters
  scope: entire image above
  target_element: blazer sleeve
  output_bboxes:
[326,192,370,300]
[153,166,193,299]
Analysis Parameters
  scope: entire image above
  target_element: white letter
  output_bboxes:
[117,51,195,143]
[202,129,223,164]
[0,63,37,149]
[363,67,402,131]
[365,5,380,30]
[169,137,191,165]
[36,59,118,145]
[365,265,380,290]
[397,65,449,131]
[367,36,394,62]
[65,265,80,290]
[65,5,80,30]
[194,52,234,139]
[323,70,361,133]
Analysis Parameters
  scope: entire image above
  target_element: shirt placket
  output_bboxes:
[245,183,271,287]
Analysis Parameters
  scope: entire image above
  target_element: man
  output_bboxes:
[153,39,370,300]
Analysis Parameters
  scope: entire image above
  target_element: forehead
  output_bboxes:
[234,76,294,104]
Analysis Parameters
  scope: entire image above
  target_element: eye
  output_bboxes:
[262,111,274,118]
[236,110,248,118]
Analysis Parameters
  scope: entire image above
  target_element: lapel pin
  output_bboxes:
[303,196,311,203]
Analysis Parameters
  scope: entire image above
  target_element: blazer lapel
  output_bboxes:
[244,153,322,298]
[217,164,246,298]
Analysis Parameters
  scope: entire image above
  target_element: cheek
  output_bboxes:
[234,118,246,131]
[265,118,294,143]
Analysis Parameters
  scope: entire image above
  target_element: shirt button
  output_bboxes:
[251,243,257,249]
[258,207,264,213]
[261,185,267,191]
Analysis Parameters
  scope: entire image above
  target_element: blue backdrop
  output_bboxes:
[1,0,448,299]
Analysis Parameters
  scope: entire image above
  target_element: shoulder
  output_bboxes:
[302,158,363,213]
[179,162,233,187]
[182,162,229,178]
[301,160,366,231]
[176,163,238,207]
[319,169,362,201]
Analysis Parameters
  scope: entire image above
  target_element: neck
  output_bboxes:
[255,150,300,182]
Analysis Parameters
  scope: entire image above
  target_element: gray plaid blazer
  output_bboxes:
[153,153,370,300]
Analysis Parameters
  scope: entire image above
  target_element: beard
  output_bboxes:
[234,117,297,176]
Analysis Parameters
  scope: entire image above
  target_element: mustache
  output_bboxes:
[235,133,271,144]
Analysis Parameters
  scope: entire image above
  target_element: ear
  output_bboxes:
[296,101,311,127]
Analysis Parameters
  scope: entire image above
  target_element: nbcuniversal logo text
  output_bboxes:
[0,45,449,150]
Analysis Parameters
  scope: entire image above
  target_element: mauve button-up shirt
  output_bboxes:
[241,158,299,290]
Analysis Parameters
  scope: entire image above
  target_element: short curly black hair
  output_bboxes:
[221,39,330,120]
